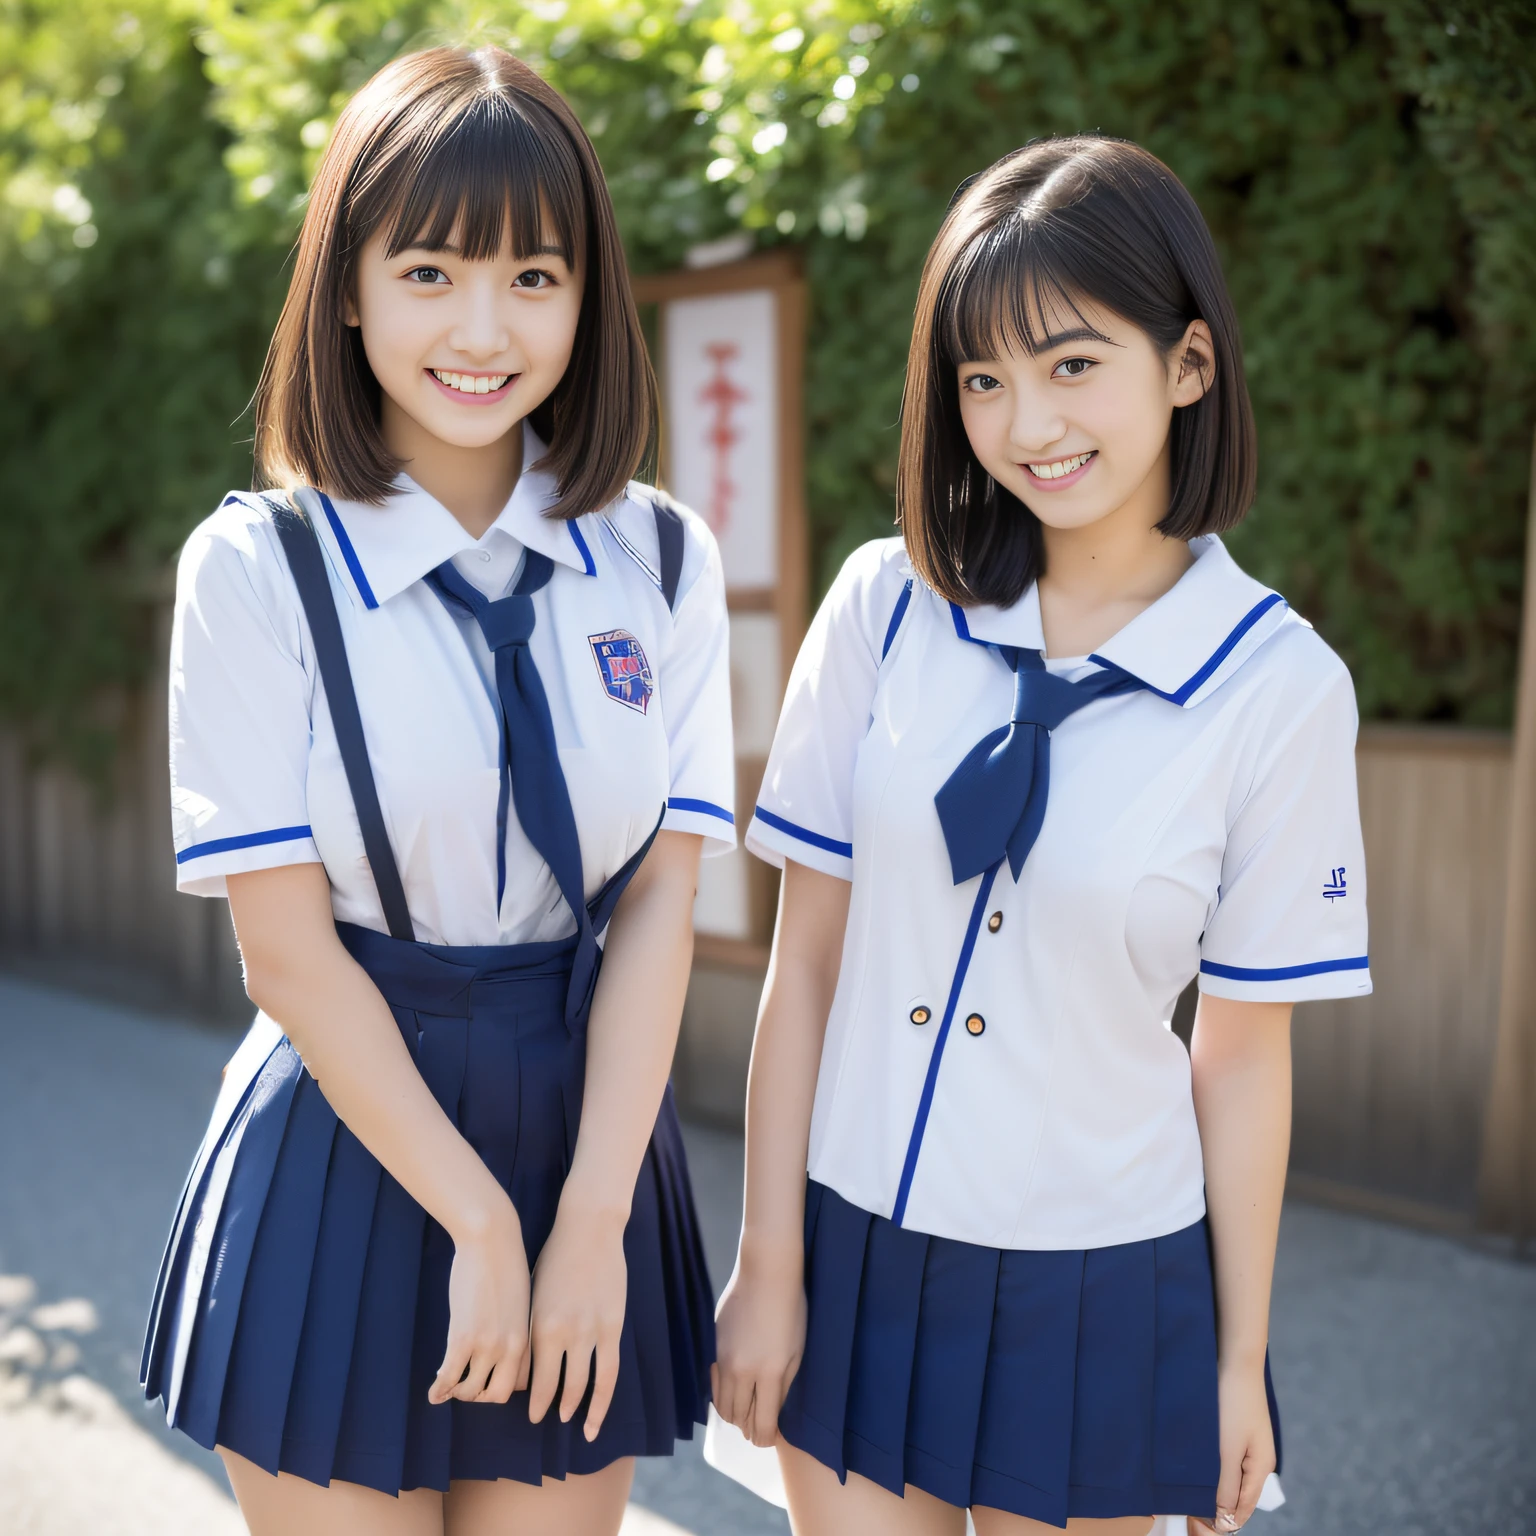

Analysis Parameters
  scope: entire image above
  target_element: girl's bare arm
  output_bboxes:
[525,830,704,1440]
[1189,992,1293,1532]
[714,860,851,1447]
[227,864,531,1405]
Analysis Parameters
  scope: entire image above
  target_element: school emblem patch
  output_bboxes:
[588,629,654,714]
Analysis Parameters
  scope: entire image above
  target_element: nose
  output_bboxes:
[1008,379,1067,459]
[448,274,511,361]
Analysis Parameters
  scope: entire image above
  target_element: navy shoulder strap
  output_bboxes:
[650,492,685,613]
[265,494,416,943]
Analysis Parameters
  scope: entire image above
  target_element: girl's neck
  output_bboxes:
[1035,448,1193,658]
[382,397,525,540]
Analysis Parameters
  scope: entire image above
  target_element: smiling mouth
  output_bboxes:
[1023,450,1096,481]
[429,368,514,396]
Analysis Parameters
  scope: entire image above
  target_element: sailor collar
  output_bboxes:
[948,535,1289,707]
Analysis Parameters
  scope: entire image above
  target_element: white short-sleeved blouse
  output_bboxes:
[746,534,1370,1251]
[170,423,736,948]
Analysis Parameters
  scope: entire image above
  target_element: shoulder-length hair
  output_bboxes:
[898,136,1257,609]
[254,46,654,517]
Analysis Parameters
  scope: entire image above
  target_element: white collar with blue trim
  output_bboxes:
[949,536,1289,708]
[304,422,598,609]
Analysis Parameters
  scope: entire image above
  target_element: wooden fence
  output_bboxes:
[1289,726,1510,1228]
[0,643,1515,1227]
[0,609,248,1024]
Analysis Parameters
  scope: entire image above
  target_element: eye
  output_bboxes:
[962,372,1003,394]
[1052,356,1095,379]
[404,265,450,286]
[512,267,556,289]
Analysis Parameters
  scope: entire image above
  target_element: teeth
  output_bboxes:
[431,369,510,395]
[1027,451,1093,480]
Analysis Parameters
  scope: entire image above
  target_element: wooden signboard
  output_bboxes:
[632,250,809,971]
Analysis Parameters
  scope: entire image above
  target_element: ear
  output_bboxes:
[1170,318,1215,408]
[343,291,360,328]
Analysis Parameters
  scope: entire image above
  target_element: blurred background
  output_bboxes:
[1,1,1534,1531]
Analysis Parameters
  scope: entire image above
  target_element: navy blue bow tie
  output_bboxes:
[934,646,1145,885]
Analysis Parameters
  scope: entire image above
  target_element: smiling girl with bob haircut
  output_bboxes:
[143,46,734,1536]
[715,138,1371,1536]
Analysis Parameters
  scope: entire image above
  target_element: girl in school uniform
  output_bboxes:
[141,47,733,1535]
[713,139,1371,1535]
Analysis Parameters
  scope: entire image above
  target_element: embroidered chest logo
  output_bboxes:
[588,630,654,714]
[1322,866,1347,901]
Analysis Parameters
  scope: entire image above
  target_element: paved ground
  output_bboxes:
[1,973,1532,1534]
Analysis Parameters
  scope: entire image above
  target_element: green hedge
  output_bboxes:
[2,0,1532,770]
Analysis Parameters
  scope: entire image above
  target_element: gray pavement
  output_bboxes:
[1,973,1532,1533]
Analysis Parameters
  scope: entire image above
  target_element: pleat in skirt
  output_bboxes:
[140,922,714,1493]
[778,1180,1281,1528]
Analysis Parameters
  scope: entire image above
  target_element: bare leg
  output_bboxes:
[220,1447,444,1536]
[972,1507,1155,1536]
[778,1440,967,1536]
[445,1457,635,1536]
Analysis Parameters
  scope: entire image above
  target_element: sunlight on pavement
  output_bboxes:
[0,1373,245,1536]
[0,1266,699,1536]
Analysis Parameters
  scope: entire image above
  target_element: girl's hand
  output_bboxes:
[712,1243,807,1448]
[429,1201,532,1405]
[526,1202,629,1441]
[1191,1359,1276,1533]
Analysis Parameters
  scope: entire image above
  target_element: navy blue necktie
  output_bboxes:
[934,646,1145,885]
[425,553,599,1031]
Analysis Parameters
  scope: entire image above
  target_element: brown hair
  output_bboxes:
[254,46,655,516]
[898,137,1257,609]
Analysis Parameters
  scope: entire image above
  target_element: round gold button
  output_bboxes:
[987,911,1003,933]
[909,1006,931,1026]
[965,1013,986,1036]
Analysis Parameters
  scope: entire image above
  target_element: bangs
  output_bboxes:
[352,89,587,268]
[939,220,1112,365]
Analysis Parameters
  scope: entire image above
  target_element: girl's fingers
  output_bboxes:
[1233,1446,1270,1526]
[429,1337,473,1405]
[583,1331,621,1442]
[714,1367,740,1430]
[746,1385,769,1448]
[514,1338,532,1394]
[450,1351,494,1402]
[526,1340,562,1424]
[559,1337,594,1422]
[748,1383,776,1449]
[1213,1443,1243,1530]
[475,1353,517,1406]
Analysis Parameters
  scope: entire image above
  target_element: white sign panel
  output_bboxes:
[663,290,779,589]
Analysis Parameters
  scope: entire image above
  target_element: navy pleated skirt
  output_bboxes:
[778,1180,1281,1527]
[140,922,714,1493]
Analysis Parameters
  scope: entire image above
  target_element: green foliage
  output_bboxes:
[2,0,1533,770]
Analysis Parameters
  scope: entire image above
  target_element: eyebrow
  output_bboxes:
[1034,325,1114,349]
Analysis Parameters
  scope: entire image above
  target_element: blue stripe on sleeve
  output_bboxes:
[667,797,735,827]
[176,825,315,865]
[753,806,853,859]
[319,494,379,610]
[1200,955,1370,982]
